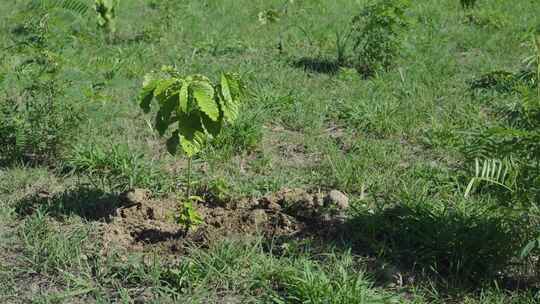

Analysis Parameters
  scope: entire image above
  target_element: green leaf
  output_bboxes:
[178,80,190,113]
[520,239,539,259]
[219,73,242,123]
[140,70,239,157]
[153,78,177,100]
[191,79,219,121]
[177,111,207,157]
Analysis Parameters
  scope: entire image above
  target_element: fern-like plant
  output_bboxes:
[465,158,517,197]
[30,0,90,16]
[94,0,119,42]
[464,33,540,203]
[139,66,243,230]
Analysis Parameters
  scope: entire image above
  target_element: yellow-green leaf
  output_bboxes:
[178,80,189,113]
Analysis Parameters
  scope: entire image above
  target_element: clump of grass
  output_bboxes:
[347,197,526,283]
[18,210,91,274]
[65,143,173,193]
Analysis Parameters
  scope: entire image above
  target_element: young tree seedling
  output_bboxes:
[139,66,243,232]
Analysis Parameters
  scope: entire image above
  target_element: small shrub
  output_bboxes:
[470,34,538,94]
[460,34,540,267]
[0,85,82,165]
[0,8,84,166]
[0,46,82,165]
[351,0,410,76]
[463,35,540,203]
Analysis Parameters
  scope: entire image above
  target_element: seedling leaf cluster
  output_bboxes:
[139,66,243,229]
[139,66,243,158]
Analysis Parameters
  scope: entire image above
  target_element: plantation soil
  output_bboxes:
[101,188,348,255]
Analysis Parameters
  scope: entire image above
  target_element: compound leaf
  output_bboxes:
[140,69,243,158]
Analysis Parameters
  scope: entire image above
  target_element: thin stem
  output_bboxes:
[186,156,192,200]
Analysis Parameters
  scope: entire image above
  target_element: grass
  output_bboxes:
[1,0,539,303]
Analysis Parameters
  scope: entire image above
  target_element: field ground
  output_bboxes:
[1,0,540,303]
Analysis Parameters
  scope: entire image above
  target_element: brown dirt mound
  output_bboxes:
[101,188,349,255]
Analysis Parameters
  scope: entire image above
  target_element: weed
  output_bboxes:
[197,177,235,207]
[469,70,527,93]
[177,198,204,233]
[65,143,172,193]
[30,0,90,16]
[209,110,263,158]
[348,198,526,282]
[460,0,477,10]
[94,0,119,42]
[278,260,397,304]
[258,9,281,26]
[18,210,91,274]
[351,0,410,76]
[463,11,508,30]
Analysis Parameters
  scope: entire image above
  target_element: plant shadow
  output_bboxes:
[132,229,184,244]
[14,185,123,222]
[272,202,535,293]
[347,205,522,280]
[291,57,341,74]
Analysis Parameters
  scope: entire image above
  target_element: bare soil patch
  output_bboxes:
[101,188,349,255]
